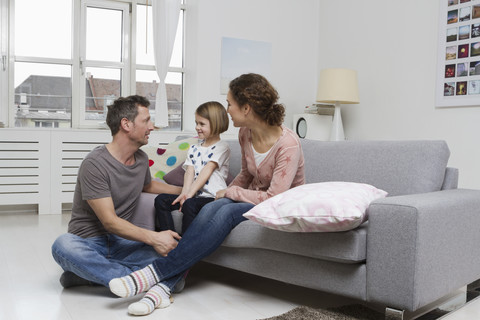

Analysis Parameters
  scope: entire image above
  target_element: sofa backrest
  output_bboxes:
[227,140,243,181]
[226,139,452,197]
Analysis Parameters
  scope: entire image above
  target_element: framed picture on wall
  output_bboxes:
[436,1,480,107]
[220,37,272,95]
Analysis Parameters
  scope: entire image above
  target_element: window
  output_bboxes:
[14,62,72,128]
[0,0,8,126]
[79,0,129,127]
[3,0,184,130]
[135,4,184,131]
[13,0,72,128]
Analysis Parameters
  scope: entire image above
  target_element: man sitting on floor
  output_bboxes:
[51,95,182,289]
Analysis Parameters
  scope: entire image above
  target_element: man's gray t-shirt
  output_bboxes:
[68,145,151,238]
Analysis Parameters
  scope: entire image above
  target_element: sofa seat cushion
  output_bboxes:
[220,220,368,264]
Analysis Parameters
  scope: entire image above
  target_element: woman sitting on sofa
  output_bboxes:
[108,73,306,316]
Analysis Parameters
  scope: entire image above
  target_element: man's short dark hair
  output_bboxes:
[106,95,150,136]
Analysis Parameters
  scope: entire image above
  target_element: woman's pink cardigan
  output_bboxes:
[225,126,305,205]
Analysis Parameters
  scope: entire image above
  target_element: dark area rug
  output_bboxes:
[260,304,452,320]
[259,304,384,320]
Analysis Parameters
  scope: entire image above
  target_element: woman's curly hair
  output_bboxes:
[229,73,285,126]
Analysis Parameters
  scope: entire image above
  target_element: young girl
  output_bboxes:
[154,101,230,235]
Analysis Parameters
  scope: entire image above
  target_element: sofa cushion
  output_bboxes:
[167,208,368,263]
[299,140,450,197]
[226,140,242,180]
[244,182,387,232]
[220,219,368,264]
[163,163,186,186]
[142,137,198,180]
[225,140,450,197]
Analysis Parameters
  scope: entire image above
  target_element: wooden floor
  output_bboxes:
[1,212,480,320]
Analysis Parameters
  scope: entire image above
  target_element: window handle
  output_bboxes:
[80,57,85,75]
[1,55,6,71]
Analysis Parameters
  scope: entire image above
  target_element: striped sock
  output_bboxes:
[108,264,160,298]
[128,283,172,316]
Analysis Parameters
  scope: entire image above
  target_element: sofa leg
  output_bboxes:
[467,280,480,303]
[467,278,480,292]
[385,307,404,320]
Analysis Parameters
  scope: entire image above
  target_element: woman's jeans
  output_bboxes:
[51,233,180,289]
[154,198,254,283]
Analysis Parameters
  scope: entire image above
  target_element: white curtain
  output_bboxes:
[152,0,181,127]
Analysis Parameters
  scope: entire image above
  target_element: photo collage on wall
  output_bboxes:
[443,0,480,97]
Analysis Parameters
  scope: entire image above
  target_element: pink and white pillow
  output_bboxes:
[243,182,388,232]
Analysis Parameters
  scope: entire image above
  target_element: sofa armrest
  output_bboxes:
[130,192,184,233]
[366,189,480,311]
[130,192,157,231]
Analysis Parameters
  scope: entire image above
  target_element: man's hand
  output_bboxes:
[150,230,182,256]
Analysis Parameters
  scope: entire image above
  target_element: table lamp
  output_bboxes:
[316,68,359,141]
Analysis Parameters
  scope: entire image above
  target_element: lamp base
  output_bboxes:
[329,102,345,141]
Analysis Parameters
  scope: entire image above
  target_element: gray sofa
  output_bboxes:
[131,139,480,319]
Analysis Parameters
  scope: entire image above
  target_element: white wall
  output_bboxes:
[183,0,320,136]
[318,0,480,189]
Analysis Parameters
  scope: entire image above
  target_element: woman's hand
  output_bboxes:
[215,189,227,200]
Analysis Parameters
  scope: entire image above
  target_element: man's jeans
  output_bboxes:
[154,198,254,283]
[51,233,166,287]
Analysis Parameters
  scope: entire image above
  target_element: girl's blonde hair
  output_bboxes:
[196,101,229,135]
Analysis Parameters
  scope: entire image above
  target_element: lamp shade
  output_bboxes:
[316,68,360,104]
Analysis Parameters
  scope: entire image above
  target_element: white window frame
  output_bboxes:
[1,0,185,130]
[9,0,74,128]
[78,0,130,128]
[0,0,9,126]
[133,1,186,131]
